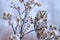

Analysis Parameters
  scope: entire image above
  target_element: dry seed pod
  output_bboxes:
[31,18,34,24]
[24,2,30,9]
[35,2,41,7]
[2,12,7,20]
[30,0,34,1]
[8,20,11,26]
[3,12,6,16]
[29,0,35,4]
[11,1,13,4]
[16,16,20,22]
[19,0,23,3]
[50,24,56,29]
[22,32,24,37]
[8,34,19,40]
[7,13,12,16]
[7,13,12,20]
[49,29,57,39]
[17,6,20,10]
[10,5,13,8]
[59,29,60,31]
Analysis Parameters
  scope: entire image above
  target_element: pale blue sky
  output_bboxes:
[0,0,60,27]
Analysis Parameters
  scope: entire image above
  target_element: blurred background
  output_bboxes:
[0,0,60,40]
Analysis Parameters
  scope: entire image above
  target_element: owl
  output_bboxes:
[34,10,47,40]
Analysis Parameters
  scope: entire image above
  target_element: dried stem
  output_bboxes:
[24,29,35,35]
[11,23,16,34]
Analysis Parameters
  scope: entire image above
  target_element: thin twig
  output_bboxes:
[24,29,35,35]
[11,23,16,34]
